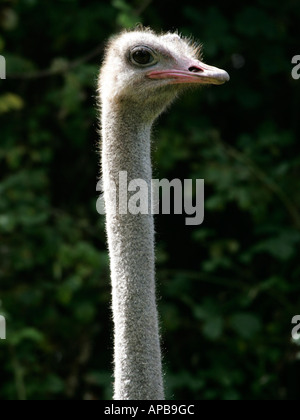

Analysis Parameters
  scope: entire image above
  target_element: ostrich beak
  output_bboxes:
[147,60,230,86]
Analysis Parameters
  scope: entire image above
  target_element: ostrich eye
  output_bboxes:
[130,47,156,66]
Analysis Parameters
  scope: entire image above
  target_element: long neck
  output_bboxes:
[101,102,164,400]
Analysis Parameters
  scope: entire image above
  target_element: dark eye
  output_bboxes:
[130,47,156,66]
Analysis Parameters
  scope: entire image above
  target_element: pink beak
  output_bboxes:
[147,60,230,86]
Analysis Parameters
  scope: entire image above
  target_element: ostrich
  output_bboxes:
[98,28,229,400]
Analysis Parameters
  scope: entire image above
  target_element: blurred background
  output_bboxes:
[0,0,300,400]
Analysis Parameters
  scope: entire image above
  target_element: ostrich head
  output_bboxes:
[99,28,229,121]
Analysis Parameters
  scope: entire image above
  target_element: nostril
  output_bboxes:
[188,66,204,73]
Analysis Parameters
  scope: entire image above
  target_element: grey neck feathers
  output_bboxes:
[101,101,164,400]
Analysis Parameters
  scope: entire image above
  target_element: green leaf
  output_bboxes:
[0,93,24,113]
[230,313,262,340]
[10,328,44,346]
[203,316,223,341]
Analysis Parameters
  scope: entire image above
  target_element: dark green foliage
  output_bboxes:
[0,0,299,400]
